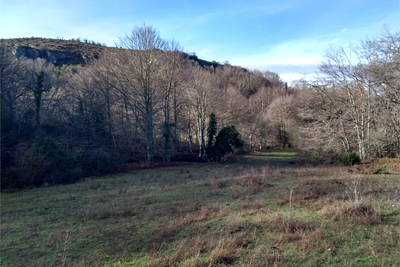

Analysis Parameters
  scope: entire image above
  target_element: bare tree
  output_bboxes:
[301,31,400,159]
[158,41,185,162]
[360,30,400,155]
[318,45,374,159]
[116,25,166,162]
[267,94,297,148]
[185,67,217,157]
[0,48,28,129]
[264,70,284,87]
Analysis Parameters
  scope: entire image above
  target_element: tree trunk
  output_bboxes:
[163,90,171,162]
[145,99,154,163]
[188,121,193,154]
[34,71,45,126]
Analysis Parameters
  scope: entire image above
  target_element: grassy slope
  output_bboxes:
[1,151,399,266]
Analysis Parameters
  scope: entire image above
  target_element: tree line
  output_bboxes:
[1,25,288,188]
[299,30,400,162]
[1,26,399,188]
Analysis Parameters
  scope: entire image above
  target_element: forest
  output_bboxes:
[1,26,399,188]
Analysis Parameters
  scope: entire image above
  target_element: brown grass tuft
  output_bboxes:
[264,253,285,267]
[275,215,311,233]
[320,206,341,221]
[235,167,274,192]
[322,202,382,225]
[342,203,382,224]
[276,179,346,207]
[208,239,238,266]
[211,180,225,189]
[161,205,222,240]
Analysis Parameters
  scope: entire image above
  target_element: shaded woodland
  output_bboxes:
[1,26,399,188]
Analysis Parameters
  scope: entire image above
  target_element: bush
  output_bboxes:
[81,148,118,175]
[1,137,122,189]
[20,137,72,186]
[342,152,361,166]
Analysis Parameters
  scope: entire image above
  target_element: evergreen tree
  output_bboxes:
[215,126,244,161]
[205,113,217,161]
[205,113,244,161]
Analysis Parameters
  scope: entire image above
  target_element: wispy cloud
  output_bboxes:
[228,16,400,83]
[1,1,124,45]
[1,0,398,83]
[228,37,328,72]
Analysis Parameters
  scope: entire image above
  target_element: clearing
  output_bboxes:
[1,150,399,266]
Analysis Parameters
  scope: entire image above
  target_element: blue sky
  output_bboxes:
[1,0,399,83]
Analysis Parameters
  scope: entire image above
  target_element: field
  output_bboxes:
[1,150,400,266]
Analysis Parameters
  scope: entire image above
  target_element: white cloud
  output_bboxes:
[227,37,328,82]
[228,17,400,83]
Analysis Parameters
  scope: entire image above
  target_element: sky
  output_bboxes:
[1,0,399,83]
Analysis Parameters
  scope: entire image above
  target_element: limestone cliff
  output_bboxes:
[13,45,86,66]
[0,38,105,66]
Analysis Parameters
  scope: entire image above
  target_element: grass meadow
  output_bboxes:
[1,150,400,266]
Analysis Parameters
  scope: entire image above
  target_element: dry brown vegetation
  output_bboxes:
[1,151,400,266]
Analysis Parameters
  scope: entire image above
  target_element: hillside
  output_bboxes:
[2,29,398,191]
[0,37,223,68]
[1,33,278,190]
[0,37,107,66]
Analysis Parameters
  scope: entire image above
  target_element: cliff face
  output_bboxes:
[1,38,222,69]
[0,38,106,66]
[13,46,86,66]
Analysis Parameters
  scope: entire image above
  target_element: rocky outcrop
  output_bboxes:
[13,46,86,66]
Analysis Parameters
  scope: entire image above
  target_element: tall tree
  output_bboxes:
[159,41,184,162]
[299,31,400,160]
[0,48,28,130]
[205,113,217,161]
[24,58,54,128]
[116,25,166,162]
[185,67,217,157]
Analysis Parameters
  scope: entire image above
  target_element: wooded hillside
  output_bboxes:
[1,26,399,188]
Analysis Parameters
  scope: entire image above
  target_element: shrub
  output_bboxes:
[205,113,244,162]
[5,138,87,188]
[369,165,387,174]
[81,148,118,175]
[342,152,361,166]
[214,126,244,161]
[2,137,122,189]
[20,137,71,186]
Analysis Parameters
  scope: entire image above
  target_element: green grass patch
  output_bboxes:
[1,151,400,266]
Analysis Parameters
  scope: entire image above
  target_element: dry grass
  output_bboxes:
[208,238,238,265]
[342,202,382,224]
[283,178,346,203]
[1,154,400,267]
[275,215,312,234]
[321,201,382,225]
[235,166,274,192]
[264,253,285,267]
